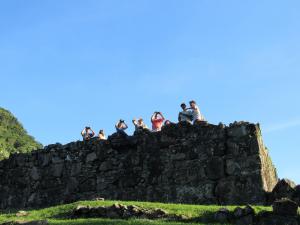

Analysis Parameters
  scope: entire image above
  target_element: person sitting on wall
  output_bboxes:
[189,100,206,124]
[98,130,106,140]
[178,103,193,124]
[132,118,148,131]
[81,126,95,141]
[164,120,175,126]
[151,112,165,132]
[115,119,128,136]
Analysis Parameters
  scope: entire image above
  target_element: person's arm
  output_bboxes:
[91,129,95,137]
[178,113,182,122]
[124,123,128,129]
[132,119,137,126]
[151,114,155,122]
[81,129,85,136]
[159,113,165,121]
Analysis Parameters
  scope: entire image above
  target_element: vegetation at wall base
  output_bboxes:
[0,200,271,225]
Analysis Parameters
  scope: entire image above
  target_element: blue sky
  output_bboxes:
[0,0,300,183]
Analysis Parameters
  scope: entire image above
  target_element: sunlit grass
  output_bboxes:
[0,200,272,225]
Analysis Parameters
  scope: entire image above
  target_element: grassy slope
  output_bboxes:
[0,107,42,160]
[0,200,271,225]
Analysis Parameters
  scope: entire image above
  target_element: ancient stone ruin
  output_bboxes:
[0,121,278,209]
[72,203,174,220]
[214,199,299,225]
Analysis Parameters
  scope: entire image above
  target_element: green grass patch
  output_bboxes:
[0,200,271,225]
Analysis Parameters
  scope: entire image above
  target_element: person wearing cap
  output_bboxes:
[81,126,95,141]
[178,103,193,124]
[115,119,128,136]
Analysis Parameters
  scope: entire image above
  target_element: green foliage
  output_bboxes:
[0,107,42,160]
[0,200,271,225]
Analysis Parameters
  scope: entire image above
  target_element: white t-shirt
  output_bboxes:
[133,120,148,131]
[179,110,193,123]
[192,105,204,122]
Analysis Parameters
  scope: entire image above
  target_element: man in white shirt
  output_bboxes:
[189,100,205,123]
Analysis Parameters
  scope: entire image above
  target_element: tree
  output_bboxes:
[0,107,42,160]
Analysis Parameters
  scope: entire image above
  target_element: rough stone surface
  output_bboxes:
[257,211,298,225]
[293,185,300,206]
[271,179,296,202]
[72,204,173,220]
[0,122,278,208]
[214,208,231,223]
[216,206,299,225]
[233,205,255,225]
[272,198,298,217]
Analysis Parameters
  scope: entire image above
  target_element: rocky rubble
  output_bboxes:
[0,122,278,208]
[268,178,300,207]
[273,198,298,217]
[215,198,299,225]
[271,179,296,201]
[71,203,179,220]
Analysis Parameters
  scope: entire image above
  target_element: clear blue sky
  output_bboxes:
[0,0,300,183]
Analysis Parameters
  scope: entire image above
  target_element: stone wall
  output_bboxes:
[0,122,278,209]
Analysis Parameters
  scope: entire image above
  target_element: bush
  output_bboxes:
[0,107,42,160]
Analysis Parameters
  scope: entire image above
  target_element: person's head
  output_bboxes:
[118,119,124,127]
[85,126,90,131]
[181,103,186,110]
[99,130,104,134]
[164,120,171,125]
[138,118,143,124]
[189,100,197,109]
[155,111,162,118]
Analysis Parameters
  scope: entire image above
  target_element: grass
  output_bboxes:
[0,200,272,225]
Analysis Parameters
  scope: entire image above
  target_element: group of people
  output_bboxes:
[81,100,205,141]
[81,127,106,141]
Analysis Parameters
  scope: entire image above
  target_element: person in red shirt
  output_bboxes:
[151,112,165,132]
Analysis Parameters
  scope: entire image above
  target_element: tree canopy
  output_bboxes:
[0,107,42,160]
